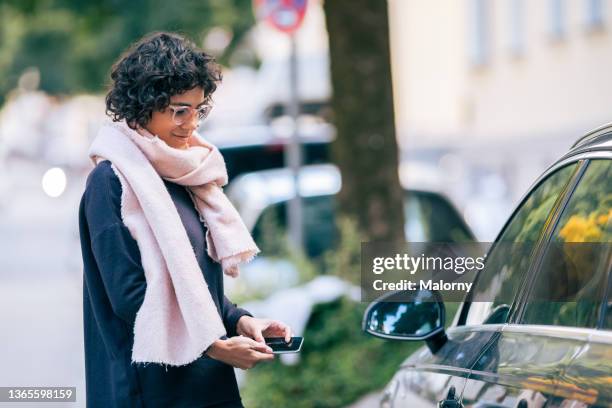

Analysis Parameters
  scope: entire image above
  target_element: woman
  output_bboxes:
[78,32,292,408]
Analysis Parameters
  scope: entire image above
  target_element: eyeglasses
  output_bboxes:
[168,103,213,125]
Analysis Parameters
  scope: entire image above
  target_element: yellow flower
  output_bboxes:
[559,214,602,242]
[596,209,611,226]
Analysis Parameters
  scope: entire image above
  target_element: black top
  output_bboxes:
[78,160,251,408]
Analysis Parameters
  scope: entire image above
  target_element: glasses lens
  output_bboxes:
[172,107,191,125]
[170,104,212,125]
[197,105,213,120]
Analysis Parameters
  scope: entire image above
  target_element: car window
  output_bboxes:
[522,159,612,328]
[463,163,578,326]
[302,196,339,259]
[404,191,474,242]
[251,195,339,259]
[252,191,474,259]
[251,202,287,256]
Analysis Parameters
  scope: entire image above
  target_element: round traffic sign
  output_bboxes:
[253,0,308,34]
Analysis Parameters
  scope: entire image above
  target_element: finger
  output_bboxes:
[253,328,265,344]
[271,322,291,342]
[263,321,285,336]
[252,350,275,361]
[285,326,293,343]
[246,338,273,353]
[276,324,292,342]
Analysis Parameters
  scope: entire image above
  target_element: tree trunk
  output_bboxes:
[323,0,404,242]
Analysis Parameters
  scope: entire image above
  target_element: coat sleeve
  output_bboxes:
[222,296,252,337]
[84,162,147,326]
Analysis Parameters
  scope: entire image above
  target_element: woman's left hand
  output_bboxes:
[236,316,292,344]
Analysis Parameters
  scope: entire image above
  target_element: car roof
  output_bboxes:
[545,123,612,171]
[569,123,612,152]
[203,122,335,149]
[488,123,612,250]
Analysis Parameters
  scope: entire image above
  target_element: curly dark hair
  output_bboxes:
[105,31,222,129]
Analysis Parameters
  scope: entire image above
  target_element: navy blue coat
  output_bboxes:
[78,160,251,408]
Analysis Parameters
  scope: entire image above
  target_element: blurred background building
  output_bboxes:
[390,0,612,238]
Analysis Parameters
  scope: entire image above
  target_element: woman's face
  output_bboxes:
[144,86,207,150]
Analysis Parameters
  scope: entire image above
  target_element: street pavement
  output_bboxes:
[0,162,86,407]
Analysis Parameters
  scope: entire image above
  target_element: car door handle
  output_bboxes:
[438,386,464,408]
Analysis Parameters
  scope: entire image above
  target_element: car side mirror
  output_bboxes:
[362,289,448,353]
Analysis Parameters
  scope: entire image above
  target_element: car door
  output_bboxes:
[460,158,612,408]
[525,158,611,408]
[386,160,582,407]
[446,160,583,407]
[557,305,612,408]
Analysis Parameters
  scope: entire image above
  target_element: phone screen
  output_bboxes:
[265,337,304,354]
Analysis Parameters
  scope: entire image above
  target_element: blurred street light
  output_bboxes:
[41,167,67,198]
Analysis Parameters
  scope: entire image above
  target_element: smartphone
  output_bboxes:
[264,337,304,354]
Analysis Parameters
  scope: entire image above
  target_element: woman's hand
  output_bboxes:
[205,336,274,370]
[236,316,293,343]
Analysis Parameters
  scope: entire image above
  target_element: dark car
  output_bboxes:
[227,164,474,258]
[205,123,334,182]
[224,164,475,297]
[363,126,612,407]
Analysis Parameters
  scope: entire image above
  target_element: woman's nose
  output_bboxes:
[182,117,199,130]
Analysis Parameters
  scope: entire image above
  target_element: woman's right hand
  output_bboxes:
[205,336,274,370]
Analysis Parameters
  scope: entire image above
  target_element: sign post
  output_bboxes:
[253,0,308,253]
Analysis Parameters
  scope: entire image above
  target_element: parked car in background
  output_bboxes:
[364,126,612,407]
[224,164,475,296]
[204,122,334,182]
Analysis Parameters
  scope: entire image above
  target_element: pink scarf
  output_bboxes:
[88,119,259,366]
